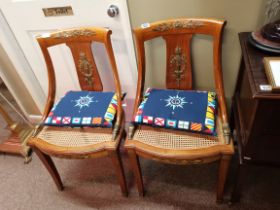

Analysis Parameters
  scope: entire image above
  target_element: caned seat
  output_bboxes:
[124,18,234,202]
[28,27,127,195]
[131,117,225,151]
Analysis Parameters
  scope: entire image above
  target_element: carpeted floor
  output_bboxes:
[1,85,280,210]
[1,151,280,210]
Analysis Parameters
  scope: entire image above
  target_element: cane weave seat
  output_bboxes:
[131,117,224,150]
[28,27,127,195]
[37,127,114,147]
[124,18,234,202]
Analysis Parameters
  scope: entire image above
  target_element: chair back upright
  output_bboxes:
[36,27,122,127]
[133,18,227,126]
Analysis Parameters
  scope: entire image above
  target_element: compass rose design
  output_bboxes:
[164,93,187,110]
[73,94,97,112]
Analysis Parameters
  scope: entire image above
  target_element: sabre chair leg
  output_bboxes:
[216,155,232,203]
[127,149,144,196]
[109,150,128,196]
[33,147,64,191]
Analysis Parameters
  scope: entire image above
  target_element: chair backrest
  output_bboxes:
[36,27,122,126]
[133,18,228,126]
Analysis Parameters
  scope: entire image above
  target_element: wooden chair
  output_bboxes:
[124,18,234,202]
[28,27,127,195]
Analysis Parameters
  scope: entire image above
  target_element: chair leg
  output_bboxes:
[127,149,144,196]
[216,155,232,203]
[33,147,64,191]
[109,150,128,196]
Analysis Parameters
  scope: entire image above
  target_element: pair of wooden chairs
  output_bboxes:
[28,18,234,202]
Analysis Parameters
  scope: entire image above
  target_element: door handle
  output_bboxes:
[107,5,119,17]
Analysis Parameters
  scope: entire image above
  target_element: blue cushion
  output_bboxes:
[44,91,118,127]
[134,88,217,134]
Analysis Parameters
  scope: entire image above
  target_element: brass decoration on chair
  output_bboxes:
[170,46,186,87]
[54,29,96,38]
[78,52,94,87]
[153,20,204,32]
[128,123,135,139]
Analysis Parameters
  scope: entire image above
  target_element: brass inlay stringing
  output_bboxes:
[78,52,93,87]
[170,46,186,87]
[54,29,96,38]
[153,20,203,32]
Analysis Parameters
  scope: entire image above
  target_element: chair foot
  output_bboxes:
[33,147,64,191]
[138,190,145,197]
[127,149,144,196]
[216,199,223,204]
[228,200,236,206]
[109,150,128,196]
[216,155,232,202]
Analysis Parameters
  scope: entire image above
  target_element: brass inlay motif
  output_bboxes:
[54,29,96,38]
[153,20,203,32]
[78,52,93,87]
[170,47,186,87]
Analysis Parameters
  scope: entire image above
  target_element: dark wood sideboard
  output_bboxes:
[230,32,280,202]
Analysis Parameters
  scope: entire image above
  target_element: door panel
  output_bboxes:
[0,0,137,120]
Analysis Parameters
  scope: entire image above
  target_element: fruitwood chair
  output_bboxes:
[28,27,127,195]
[125,18,234,202]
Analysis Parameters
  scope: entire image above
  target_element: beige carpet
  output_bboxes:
[0,151,280,210]
[1,85,280,210]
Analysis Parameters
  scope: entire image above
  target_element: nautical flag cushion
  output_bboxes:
[44,91,118,127]
[134,88,217,134]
